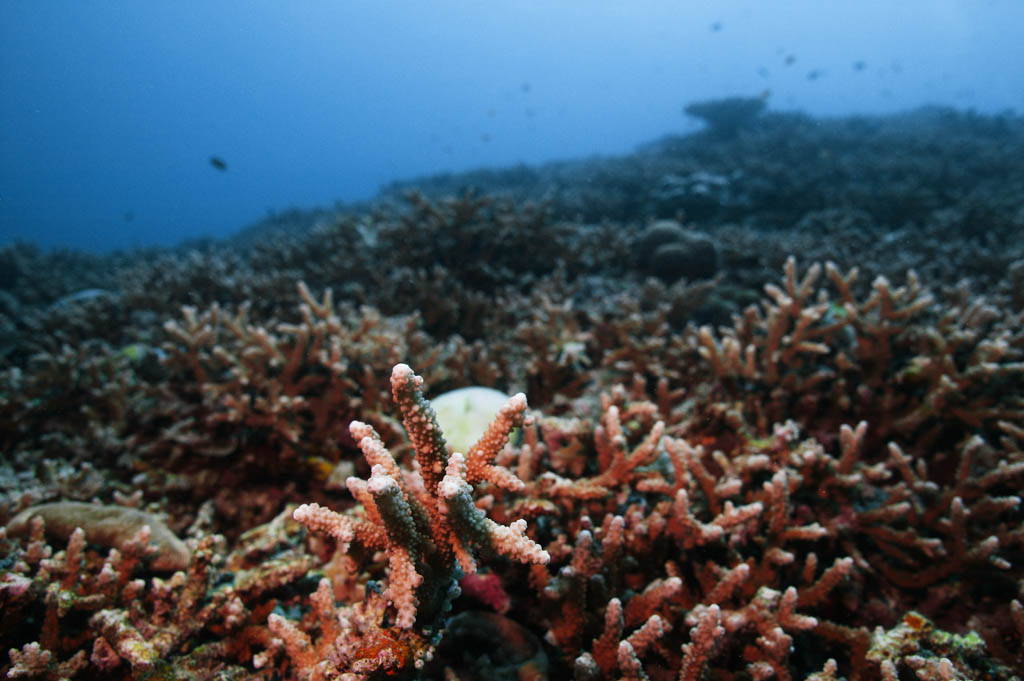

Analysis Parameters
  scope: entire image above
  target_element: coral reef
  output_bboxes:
[2,104,1023,679]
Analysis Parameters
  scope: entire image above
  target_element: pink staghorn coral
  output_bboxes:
[278,363,549,677]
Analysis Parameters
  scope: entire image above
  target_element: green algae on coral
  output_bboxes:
[867,611,1018,681]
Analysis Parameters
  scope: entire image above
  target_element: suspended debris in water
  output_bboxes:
[710,21,722,32]
[853,60,867,71]
[209,156,228,171]
[806,69,824,81]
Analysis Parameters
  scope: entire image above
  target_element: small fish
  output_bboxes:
[710,21,722,32]
[853,60,866,71]
[806,69,824,81]
[784,54,796,66]
[209,156,228,171]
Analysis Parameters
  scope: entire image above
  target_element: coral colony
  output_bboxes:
[2,102,1024,679]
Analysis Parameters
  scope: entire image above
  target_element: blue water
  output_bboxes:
[2,1,1022,252]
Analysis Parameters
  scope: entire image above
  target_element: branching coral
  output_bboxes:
[2,273,1021,679]
[158,283,415,471]
[518,390,852,679]
[695,256,1024,448]
[275,363,549,678]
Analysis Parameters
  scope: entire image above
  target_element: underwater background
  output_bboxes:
[1,1,1023,251]
[2,3,1024,681]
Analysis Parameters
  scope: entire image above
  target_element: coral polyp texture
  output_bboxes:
[2,105,1024,679]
